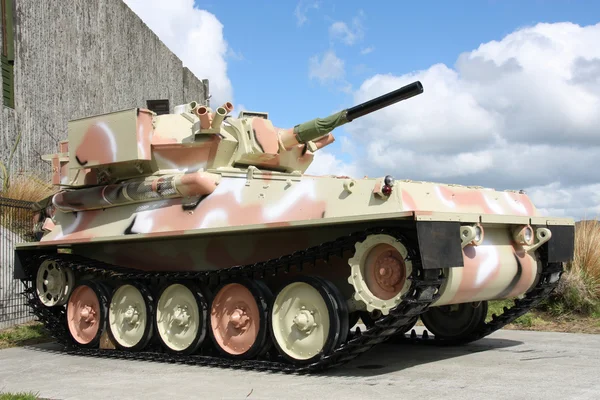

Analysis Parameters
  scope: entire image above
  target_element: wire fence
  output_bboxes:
[0,196,36,329]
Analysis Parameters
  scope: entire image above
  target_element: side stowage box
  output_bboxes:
[68,108,155,169]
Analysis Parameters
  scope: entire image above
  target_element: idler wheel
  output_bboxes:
[155,282,208,354]
[108,283,154,351]
[36,260,74,307]
[270,276,347,365]
[420,301,488,340]
[348,234,413,315]
[209,279,272,359]
[66,280,109,347]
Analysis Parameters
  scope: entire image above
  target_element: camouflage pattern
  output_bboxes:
[18,81,574,310]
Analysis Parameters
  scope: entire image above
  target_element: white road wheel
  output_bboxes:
[271,279,337,363]
[156,283,204,353]
[108,284,150,350]
[36,260,74,307]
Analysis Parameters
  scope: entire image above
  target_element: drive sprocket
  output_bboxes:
[347,234,413,315]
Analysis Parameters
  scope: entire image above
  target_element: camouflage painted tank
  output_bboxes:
[14,81,575,372]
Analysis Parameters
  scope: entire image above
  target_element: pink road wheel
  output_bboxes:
[209,279,271,359]
[66,281,108,347]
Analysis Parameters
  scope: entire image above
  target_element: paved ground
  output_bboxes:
[0,327,599,400]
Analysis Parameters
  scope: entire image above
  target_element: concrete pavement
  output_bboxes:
[0,327,598,400]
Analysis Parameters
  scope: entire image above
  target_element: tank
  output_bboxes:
[13,80,575,373]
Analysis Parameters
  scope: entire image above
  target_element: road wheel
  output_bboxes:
[270,276,345,365]
[155,282,208,354]
[209,279,272,359]
[66,280,108,348]
[107,283,153,351]
[421,301,488,340]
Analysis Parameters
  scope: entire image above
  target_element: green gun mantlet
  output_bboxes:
[292,110,350,144]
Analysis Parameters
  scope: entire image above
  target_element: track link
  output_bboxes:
[19,226,444,374]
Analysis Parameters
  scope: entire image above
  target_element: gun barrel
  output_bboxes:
[345,81,423,121]
[285,80,424,147]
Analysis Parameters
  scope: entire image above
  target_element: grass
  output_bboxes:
[486,299,545,328]
[0,172,56,239]
[541,219,600,318]
[486,299,600,334]
[0,392,40,400]
[0,322,52,350]
[0,173,55,203]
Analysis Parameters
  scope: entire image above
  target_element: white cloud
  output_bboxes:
[295,1,320,27]
[306,151,361,178]
[123,0,233,106]
[309,50,346,84]
[324,21,600,220]
[329,11,365,46]
[526,182,600,219]
[360,46,374,55]
[226,48,245,61]
[329,22,360,46]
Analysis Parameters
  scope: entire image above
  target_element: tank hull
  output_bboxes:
[16,208,572,308]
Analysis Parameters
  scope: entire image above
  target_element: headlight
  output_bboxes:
[512,225,534,245]
[474,226,482,242]
[460,224,484,247]
[524,227,533,243]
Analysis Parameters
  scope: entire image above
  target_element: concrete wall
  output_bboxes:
[0,0,209,328]
[0,109,16,181]
[0,0,208,182]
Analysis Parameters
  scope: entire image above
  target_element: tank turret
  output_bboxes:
[42,81,424,189]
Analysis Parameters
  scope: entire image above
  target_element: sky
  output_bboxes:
[123,0,600,220]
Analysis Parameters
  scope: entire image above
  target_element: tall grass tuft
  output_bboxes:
[545,218,600,316]
[0,172,56,237]
[0,173,55,203]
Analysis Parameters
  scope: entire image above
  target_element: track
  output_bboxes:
[17,226,564,374]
